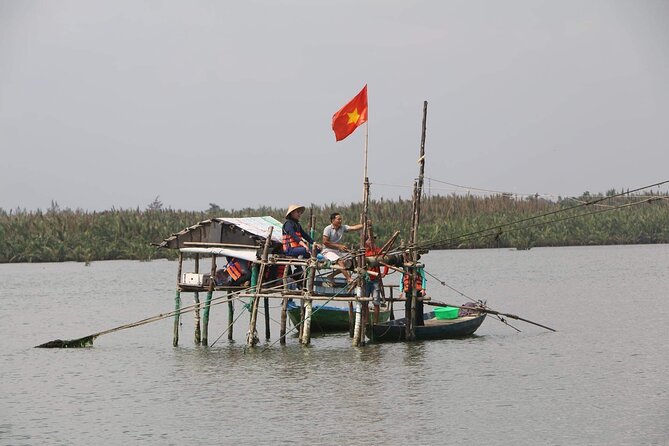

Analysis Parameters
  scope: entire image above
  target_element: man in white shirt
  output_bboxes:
[321,212,364,283]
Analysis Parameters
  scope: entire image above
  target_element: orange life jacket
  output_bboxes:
[282,230,303,252]
[403,273,423,293]
[226,259,245,281]
[366,246,385,281]
[264,264,286,281]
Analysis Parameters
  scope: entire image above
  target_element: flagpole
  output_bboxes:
[361,121,370,245]
[363,121,369,182]
[354,121,371,347]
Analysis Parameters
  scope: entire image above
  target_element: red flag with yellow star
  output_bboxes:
[331,85,368,141]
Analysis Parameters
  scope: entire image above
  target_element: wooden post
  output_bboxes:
[194,253,201,345]
[264,296,270,340]
[407,183,419,341]
[246,226,273,347]
[352,300,362,346]
[348,302,354,337]
[389,285,395,320]
[302,300,312,345]
[406,101,428,341]
[280,295,288,345]
[202,255,217,346]
[301,248,317,345]
[226,290,233,341]
[246,264,260,346]
[298,299,305,340]
[353,176,371,347]
[361,300,368,346]
[173,252,183,347]
[173,289,181,347]
[280,265,288,344]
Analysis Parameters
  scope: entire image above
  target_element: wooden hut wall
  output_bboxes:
[213,221,258,246]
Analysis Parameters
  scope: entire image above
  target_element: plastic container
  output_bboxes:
[434,306,459,320]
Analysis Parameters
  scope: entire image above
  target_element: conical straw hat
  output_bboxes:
[285,204,305,218]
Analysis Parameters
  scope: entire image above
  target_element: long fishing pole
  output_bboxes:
[426,300,556,332]
[34,271,306,348]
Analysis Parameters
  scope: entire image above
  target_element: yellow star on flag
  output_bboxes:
[346,108,360,124]
[331,85,367,141]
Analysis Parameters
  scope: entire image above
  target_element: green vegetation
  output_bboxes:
[1,192,667,263]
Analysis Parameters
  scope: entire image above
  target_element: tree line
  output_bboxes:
[1,191,667,263]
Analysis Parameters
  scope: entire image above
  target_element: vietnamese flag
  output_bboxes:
[331,85,368,141]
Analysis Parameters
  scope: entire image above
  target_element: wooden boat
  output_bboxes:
[367,310,486,342]
[287,299,391,333]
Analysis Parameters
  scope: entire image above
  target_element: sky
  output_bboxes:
[1,0,668,213]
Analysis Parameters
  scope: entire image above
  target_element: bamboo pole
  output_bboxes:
[280,296,288,345]
[280,264,288,344]
[353,133,371,346]
[245,264,259,346]
[201,255,217,346]
[298,299,305,341]
[264,295,270,341]
[301,247,317,345]
[352,301,362,345]
[194,253,201,345]
[246,227,273,347]
[406,101,428,341]
[227,290,234,340]
[183,241,261,249]
[389,285,395,320]
[173,252,183,347]
[302,300,312,345]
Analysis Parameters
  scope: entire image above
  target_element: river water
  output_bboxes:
[1,245,667,445]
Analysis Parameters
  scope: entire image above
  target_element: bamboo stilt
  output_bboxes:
[348,302,354,337]
[406,101,428,341]
[246,226,273,347]
[361,302,368,346]
[352,301,362,346]
[193,292,201,345]
[194,254,201,345]
[227,291,234,340]
[302,300,312,345]
[245,264,260,346]
[264,296,270,340]
[298,300,305,341]
[173,290,181,347]
[279,295,288,345]
[173,253,183,347]
[389,285,395,320]
[301,249,317,345]
[202,256,217,346]
[280,265,289,344]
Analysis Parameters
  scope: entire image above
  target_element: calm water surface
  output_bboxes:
[1,245,668,445]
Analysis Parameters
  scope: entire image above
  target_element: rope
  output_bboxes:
[409,181,668,252]
[260,278,360,352]
[209,299,250,347]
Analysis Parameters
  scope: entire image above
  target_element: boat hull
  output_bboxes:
[287,301,391,333]
[368,311,486,342]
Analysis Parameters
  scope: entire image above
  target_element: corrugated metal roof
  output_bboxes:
[157,215,283,250]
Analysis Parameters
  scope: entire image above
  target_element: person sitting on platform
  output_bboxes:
[400,265,426,326]
[214,256,251,287]
[321,212,364,283]
[282,204,317,288]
